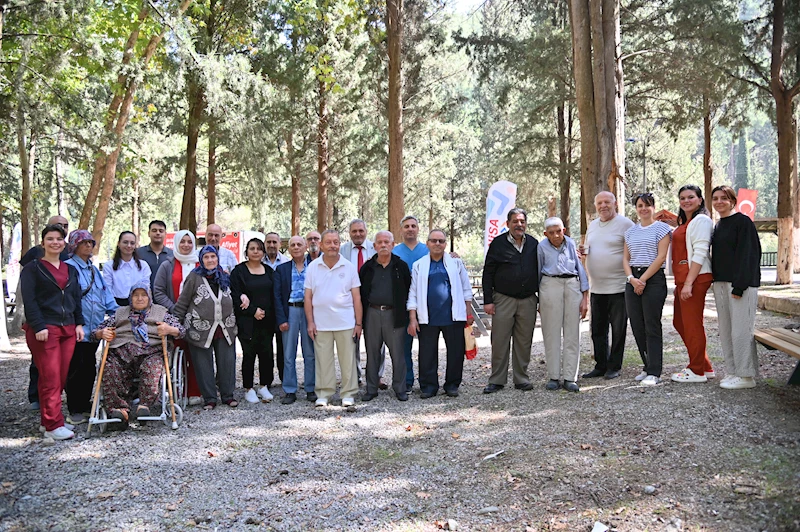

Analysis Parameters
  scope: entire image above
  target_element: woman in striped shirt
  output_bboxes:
[623,193,672,386]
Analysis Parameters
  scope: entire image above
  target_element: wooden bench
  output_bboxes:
[754,328,800,385]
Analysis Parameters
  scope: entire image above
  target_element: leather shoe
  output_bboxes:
[545,379,560,391]
[378,380,388,390]
[361,392,378,402]
[444,388,459,397]
[306,392,318,402]
[420,391,436,399]
[582,368,605,378]
[396,392,409,401]
[281,393,296,405]
[514,382,534,391]
[563,381,580,392]
[604,370,621,380]
[483,383,504,394]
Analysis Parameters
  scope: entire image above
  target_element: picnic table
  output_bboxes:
[754,327,800,385]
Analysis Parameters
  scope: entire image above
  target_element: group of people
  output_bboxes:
[19,183,762,442]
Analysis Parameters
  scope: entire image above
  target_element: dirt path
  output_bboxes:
[1,292,798,531]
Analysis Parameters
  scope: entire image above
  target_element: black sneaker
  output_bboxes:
[281,393,297,405]
[483,383,504,394]
[306,392,318,402]
[361,392,378,402]
[545,379,560,391]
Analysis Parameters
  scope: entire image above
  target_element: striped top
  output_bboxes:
[624,222,672,268]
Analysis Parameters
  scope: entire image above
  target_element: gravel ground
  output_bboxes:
[1,289,799,532]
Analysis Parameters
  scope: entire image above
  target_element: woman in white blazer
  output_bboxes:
[407,230,474,399]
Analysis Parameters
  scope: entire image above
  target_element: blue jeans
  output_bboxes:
[404,332,415,388]
[282,306,315,394]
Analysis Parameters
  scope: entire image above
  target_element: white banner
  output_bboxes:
[484,180,517,255]
[7,222,22,297]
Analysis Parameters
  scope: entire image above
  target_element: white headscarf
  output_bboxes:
[172,230,197,292]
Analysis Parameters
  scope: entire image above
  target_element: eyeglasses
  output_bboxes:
[428,238,446,244]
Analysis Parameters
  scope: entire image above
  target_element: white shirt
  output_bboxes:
[340,240,376,268]
[103,258,152,299]
[304,254,361,331]
[407,254,472,325]
[262,253,289,270]
[200,246,238,273]
[585,214,634,294]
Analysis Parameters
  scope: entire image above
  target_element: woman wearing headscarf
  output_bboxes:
[64,230,117,426]
[670,184,715,384]
[94,281,184,428]
[230,238,276,403]
[153,230,202,405]
[21,224,85,440]
[103,231,150,306]
[173,245,239,409]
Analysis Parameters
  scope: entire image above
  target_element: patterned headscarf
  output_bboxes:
[67,230,95,257]
[192,245,231,290]
[128,280,152,344]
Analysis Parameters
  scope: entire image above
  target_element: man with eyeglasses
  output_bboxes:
[579,191,634,380]
[407,230,473,399]
[305,231,322,264]
[19,215,71,411]
[482,208,540,394]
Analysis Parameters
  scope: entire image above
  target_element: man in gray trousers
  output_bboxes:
[482,208,540,394]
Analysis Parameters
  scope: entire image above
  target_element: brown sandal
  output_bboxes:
[224,399,239,408]
[203,402,216,411]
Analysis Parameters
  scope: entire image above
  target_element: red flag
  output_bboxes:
[736,188,758,221]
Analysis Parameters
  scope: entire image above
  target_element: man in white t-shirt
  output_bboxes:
[304,230,363,407]
[579,191,634,380]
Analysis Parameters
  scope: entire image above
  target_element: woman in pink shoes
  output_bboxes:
[710,185,761,389]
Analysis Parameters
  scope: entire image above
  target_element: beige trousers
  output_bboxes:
[539,276,582,382]
[488,292,538,385]
[713,282,759,378]
[314,329,359,400]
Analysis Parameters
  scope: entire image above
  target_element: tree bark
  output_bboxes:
[207,121,217,226]
[387,0,404,240]
[607,0,625,206]
[589,0,612,187]
[316,78,330,232]
[703,103,713,209]
[132,172,140,240]
[791,116,799,273]
[55,129,68,217]
[569,0,600,233]
[286,130,301,236]
[15,37,32,254]
[180,77,204,233]
[557,103,570,233]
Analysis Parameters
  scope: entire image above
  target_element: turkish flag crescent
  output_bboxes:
[736,188,758,221]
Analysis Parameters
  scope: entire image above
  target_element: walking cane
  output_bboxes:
[162,335,179,430]
[88,340,111,435]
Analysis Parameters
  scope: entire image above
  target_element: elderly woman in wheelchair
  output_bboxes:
[92,281,185,429]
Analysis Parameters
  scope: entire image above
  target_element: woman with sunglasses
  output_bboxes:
[670,185,715,384]
[710,185,761,389]
[623,193,672,386]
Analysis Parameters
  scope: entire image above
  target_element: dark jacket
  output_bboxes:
[482,233,539,304]
[230,263,275,341]
[273,260,296,327]
[359,254,412,329]
[20,259,85,333]
[20,246,68,267]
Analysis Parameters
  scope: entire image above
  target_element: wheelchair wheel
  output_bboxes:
[171,348,187,410]
[163,404,183,428]
[98,407,108,434]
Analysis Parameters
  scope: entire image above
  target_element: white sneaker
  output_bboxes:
[705,371,716,379]
[244,389,260,403]
[342,397,355,407]
[671,368,707,383]
[640,375,660,386]
[314,397,328,407]
[39,423,74,434]
[257,386,273,403]
[188,396,203,406]
[44,426,75,440]
[720,376,756,390]
[634,371,648,381]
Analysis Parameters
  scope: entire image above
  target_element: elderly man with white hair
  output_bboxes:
[537,217,589,392]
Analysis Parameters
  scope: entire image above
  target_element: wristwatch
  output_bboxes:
[627,274,634,283]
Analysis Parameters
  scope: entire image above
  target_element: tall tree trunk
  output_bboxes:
[569,0,600,233]
[703,103,713,208]
[132,172,140,240]
[791,117,799,273]
[286,130,301,236]
[387,0,404,240]
[771,0,797,285]
[589,0,612,186]
[15,38,32,254]
[557,103,570,233]
[55,129,68,217]
[180,77,204,232]
[207,121,217,225]
[316,78,330,232]
[607,0,625,205]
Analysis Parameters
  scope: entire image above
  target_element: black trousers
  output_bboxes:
[240,325,276,389]
[625,268,667,377]
[28,360,39,403]
[590,292,628,373]
[417,322,465,395]
[66,342,99,414]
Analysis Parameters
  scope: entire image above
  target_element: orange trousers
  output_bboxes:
[673,275,713,375]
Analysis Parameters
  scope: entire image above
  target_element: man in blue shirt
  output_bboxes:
[392,215,428,391]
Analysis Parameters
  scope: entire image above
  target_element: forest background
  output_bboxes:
[0,0,795,273]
